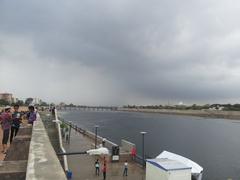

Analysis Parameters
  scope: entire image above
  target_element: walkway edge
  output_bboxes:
[55,110,69,172]
[26,114,67,180]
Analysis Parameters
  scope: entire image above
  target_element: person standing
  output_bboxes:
[131,147,137,160]
[0,106,12,154]
[27,105,37,125]
[102,163,107,180]
[123,160,128,176]
[102,138,106,147]
[10,104,22,143]
[95,159,100,176]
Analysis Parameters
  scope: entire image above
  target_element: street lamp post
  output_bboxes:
[95,125,99,149]
[140,131,147,168]
[68,121,72,144]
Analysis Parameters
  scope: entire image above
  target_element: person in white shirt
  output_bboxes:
[95,159,100,176]
[123,160,128,176]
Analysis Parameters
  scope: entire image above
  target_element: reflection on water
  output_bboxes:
[59,110,240,180]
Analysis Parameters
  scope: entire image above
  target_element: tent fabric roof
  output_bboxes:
[147,158,191,171]
[86,147,109,155]
[156,151,203,174]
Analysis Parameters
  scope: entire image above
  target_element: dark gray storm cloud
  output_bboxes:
[1,0,240,105]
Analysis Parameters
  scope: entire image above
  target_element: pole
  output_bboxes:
[69,121,72,144]
[57,151,87,156]
[95,125,99,149]
[141,131,147,168]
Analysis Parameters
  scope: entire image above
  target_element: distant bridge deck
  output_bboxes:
[57,106,119,111]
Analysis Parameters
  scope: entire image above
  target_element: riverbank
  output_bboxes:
[118,108,240,120]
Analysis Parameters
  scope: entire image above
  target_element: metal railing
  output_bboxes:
[54,109,69,172]
[56,110,152,168]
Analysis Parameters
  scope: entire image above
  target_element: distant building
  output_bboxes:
[0,93,13,103]
[33,98,42,105]
[59,102,66,107]
[12,98,18,104]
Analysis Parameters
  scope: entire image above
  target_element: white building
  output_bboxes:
[146,158,191,180]
[33,98,42,105]
[0,93,13,103]
[147,151,203,180]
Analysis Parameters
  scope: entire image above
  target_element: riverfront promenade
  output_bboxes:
[0,116,28,161]
[63,128,145,180]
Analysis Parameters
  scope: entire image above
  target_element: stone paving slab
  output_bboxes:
[63,130,145,180]
[0,128,6,161]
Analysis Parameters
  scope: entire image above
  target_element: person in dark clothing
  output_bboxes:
[27,105,37,125]
[10,104,22,143]
[51,107,55,116]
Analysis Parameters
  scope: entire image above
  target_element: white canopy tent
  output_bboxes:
[87,147,109,155]
[156,151,203,180]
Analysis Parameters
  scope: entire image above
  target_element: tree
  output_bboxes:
[40,101,48,106]
[16,100,24,106]
[25,98,33,106]
[0,99,10,106]
[69,103,75,107]
[50,103,55,106]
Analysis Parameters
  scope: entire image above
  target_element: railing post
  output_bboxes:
[68,122,72,144]
[140,131,147,168]
[95,125,99,149]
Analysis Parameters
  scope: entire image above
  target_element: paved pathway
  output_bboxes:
[0,128,5,161]
[0,116,28,161]
[63,130,145,180]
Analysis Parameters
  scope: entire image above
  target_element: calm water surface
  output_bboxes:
[59,110,240,180]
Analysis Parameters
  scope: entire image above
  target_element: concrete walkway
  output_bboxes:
[0,117,29,161]
[0,128,6,161]
[63,131,145,180]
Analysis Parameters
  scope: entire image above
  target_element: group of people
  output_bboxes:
[0,104,37,154]
[95,157,128,179]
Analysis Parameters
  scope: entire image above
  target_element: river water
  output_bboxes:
[59,110,240,180]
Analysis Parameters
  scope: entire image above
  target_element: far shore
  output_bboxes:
[118,107,240,120]
[0,106,28,112]
[2,106,240,120]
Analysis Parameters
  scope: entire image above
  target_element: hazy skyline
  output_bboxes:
[1,0,240,105]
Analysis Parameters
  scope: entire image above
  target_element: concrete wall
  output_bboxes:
[121,139,136,153]
[26,115,67,180]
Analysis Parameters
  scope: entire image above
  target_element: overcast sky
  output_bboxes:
[1,0,240,105]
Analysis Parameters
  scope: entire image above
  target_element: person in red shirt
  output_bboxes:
[102,163,107,180]
[131,147,137,160]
